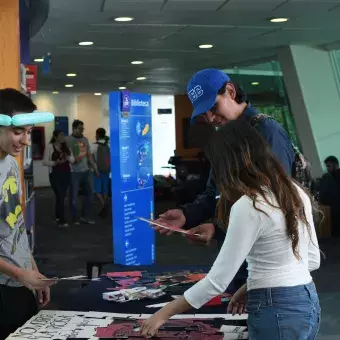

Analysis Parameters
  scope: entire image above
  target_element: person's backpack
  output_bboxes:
[95,142,110,173]
[250,114,314,192]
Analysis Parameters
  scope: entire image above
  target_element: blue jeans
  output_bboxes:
[247,282,321,339]
[69,171,92,221]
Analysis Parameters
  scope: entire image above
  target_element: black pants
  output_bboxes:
[49,171,71,222]
[0,285,37,339]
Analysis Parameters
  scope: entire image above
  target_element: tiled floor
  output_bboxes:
[34,188,340,339]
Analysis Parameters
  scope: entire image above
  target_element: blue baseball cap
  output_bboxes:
[186,68,230,124]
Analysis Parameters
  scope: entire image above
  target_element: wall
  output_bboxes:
[32,92,79,187]
[77,94,105,142]
[174,95,200,159]
[32,92,176,186]
[151,95,176,176]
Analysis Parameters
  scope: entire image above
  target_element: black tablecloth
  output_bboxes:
[59,264,228,314]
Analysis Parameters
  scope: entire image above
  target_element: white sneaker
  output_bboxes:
[80,218,95,225]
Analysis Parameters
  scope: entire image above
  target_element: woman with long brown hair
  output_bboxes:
[141,120,321,339]
[43,130,74,228]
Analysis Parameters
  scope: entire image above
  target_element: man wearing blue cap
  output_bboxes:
[157,68,294,249]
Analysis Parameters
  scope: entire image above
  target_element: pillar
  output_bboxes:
[278,45,340,177]
[0,0,20,89]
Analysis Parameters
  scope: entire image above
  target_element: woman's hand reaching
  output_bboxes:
[227,283,247,316]
[140,311,168,338]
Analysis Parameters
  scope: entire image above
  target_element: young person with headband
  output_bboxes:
[141,120,320,339]
[0,88,55,339]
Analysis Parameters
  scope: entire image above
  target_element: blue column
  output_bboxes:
[19,0,30,65]
[109,91,155,265]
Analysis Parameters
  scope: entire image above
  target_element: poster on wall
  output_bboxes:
[25,65,38,94]
[110,91,155,266]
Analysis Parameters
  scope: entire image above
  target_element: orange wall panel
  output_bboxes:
[0,0,25,205]
[0,0,20,89]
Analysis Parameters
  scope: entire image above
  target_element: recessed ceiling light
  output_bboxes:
[115,17,134,22]
[251,82,260,86]
[78,41,94,46]
[131,61,143,65]
[52,91,59,94]
[136,77,147,81]
[270,17,289,23]
[94,93,102,96]
[66,73,77,77]
[119,86,127,90]
[65,84,74,88]
[199,44,213,49]
[34,58,44,62]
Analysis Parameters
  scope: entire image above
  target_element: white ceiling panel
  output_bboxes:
[50,0,103,12]
[223,26,280,37]
[104,0,164,12]
[88,24,183,39]
[291,0,340,3]
[272,0,336,16]
[31,0,340,93]
[164,0,224,11]
[220,0,285,11]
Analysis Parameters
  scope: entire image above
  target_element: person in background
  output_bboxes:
[319,155,340,237]
[43,130,74,228]
[141,121,320,339]
[91,128,111,218]
[0,89,55,339]
[66,120,99,225]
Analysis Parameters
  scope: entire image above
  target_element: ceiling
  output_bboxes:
[30,0,340,95]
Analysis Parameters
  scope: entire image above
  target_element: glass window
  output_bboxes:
[222,61,301,150]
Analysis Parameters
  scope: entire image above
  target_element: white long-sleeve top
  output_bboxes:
[184,183,320,309]
[43,143,75,173]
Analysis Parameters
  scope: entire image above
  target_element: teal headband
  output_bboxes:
[0,111,55,126]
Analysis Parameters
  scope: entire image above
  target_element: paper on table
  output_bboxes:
[193,314,248,320]
[41,275,97,281]
[106,271,142,278]
[146,302,170,308]
[220,325,247,333]
[223,332,248,339]
[138,217,201,237]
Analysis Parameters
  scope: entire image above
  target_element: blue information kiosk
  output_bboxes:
[109,91,155,265]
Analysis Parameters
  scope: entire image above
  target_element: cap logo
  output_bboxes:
[188,85,203,103]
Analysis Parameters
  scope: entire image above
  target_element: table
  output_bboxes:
[59,264,230,315]
[8,265,248,339]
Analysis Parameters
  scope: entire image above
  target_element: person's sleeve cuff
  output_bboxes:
[183,277,224,309]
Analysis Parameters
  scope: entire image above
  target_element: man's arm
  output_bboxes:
[31,254,39,272]
[181,169,217,229]
[86,139,99,174]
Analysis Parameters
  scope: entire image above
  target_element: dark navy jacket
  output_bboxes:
[183,104,295,234]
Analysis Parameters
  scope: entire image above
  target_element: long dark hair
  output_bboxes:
[206,120,310,259]
[50,130,71,156]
